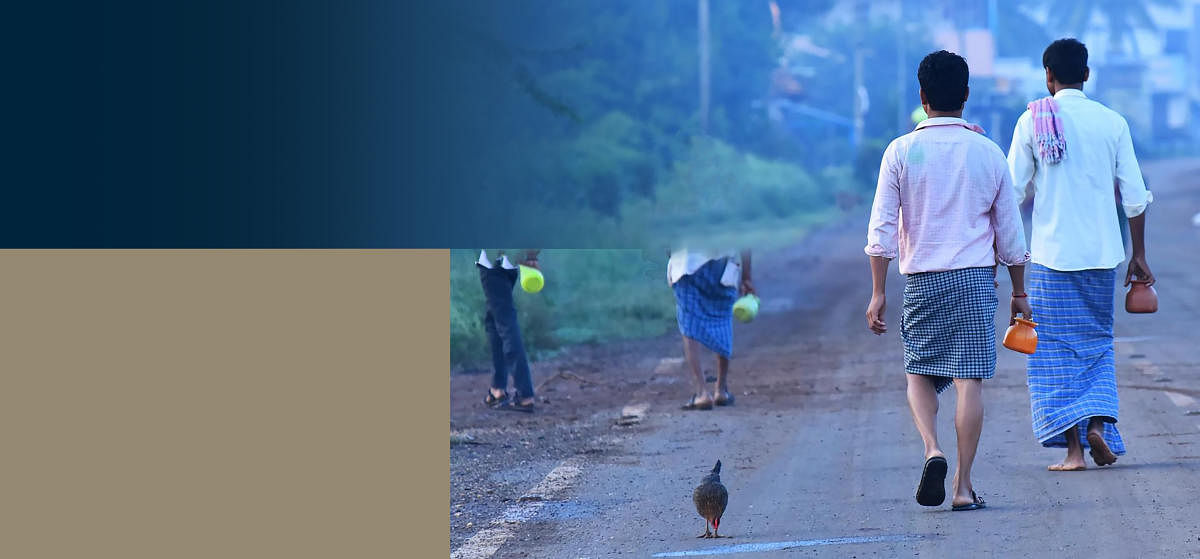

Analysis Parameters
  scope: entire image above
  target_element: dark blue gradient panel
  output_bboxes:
[3,1,459,247]
[3,2,625,247]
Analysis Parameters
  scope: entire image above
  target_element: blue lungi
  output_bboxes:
[673,258,737,358]
[1027,264,1124,454]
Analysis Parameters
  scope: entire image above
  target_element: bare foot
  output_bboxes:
[949,476,975,508]
[682,394,714,410]
[1087,431,1118,466]
[950,493,976,507]
[1048,462,1087,471]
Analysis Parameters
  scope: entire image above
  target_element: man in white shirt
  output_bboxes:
[1007,38,1155,472]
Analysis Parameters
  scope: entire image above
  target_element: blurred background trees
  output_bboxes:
[450,0,1198,368]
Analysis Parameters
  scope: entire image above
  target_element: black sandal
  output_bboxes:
[502,398,535,413]
[915,456,947,506]
[484,390,509,409]
[952,491,986,511]
[714,390,736,406]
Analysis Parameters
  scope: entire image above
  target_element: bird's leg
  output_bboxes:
[713,517,729,538]
[697,519,712,538]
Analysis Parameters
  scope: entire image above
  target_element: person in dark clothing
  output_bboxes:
[477,250,540,412]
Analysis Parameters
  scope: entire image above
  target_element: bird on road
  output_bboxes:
[692,460,729,538]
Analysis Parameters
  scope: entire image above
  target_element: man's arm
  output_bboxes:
[865,143,900,336]
[1115,119,1152,218]
[866,255,890,335]
[523,250,541,269]
[1113,119,1153,286]
[991,160,1031,267]
[739,250,755,296]
[1007,265,1032,324]
[1126,212,1154,286]
[865,142,901,260]
[1007,111,1036,204]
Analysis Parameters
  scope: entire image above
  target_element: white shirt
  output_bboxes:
[476,250,517,270]
[1007,88,1153,271]
[667,249,740,286]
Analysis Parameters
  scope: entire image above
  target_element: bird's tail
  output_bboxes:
[712,460,721,474]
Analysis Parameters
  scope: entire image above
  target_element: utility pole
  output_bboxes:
[853,47,864,150]
[897,20,907,134]
[988,0,999,142]
[852,0,869,150]
[698,0,711,135]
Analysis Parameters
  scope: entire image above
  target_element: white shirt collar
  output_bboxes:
[915,116,968,130]
[1053,88,1087,100]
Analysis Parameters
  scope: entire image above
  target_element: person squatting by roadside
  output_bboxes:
[669,249,754,411]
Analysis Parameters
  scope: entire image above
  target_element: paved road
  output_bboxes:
[452,158,1200,558]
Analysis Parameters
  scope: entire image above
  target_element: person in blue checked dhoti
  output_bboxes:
[668,249,754,411]
[1007,39,1156,471]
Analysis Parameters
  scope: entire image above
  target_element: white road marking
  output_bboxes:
[451,456,583,559]
[1125,348,1196,408]
[1114,336,1156,343]
[651,534,928,557]
[621,403,650,420]
[654,357,684,374]
[1164,390,1197,409]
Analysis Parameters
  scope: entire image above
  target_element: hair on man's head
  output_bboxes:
[917,50,969,112]
[1043,38,1088,84]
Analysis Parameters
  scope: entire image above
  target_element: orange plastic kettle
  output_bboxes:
[1003,317,1038,354]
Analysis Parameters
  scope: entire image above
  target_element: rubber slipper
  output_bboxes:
[952,491,986,511]
[1087,431,1118,466]
[681,396,714,410]
[501,399,534,413]
[714,391,736,406]
[484,390,509,409]
[915,456,947,506]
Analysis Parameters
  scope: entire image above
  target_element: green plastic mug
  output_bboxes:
[733,294,759,323]
[911,105,928,124]
[519,265,544,293]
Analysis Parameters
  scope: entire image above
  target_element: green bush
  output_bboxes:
[450,134,869,370]
[622,136,848,247]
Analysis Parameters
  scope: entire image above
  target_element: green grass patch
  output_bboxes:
[450,249,677,369]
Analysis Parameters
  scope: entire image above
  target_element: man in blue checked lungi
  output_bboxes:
[865,51,1031,511]
[1008,38,1155,471]
[668,249,754,411]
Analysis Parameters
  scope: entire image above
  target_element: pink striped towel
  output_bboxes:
[1029,97,1065,164]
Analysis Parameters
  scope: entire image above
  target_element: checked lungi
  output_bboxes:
[1027,264,1124,454]
[901,267,998,394]
[673,258,738,358]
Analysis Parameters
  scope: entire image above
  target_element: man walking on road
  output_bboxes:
[865,50,1031,511]
[1007,38,1155,471]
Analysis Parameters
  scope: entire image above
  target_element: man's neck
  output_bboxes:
[925,110,963,119]
[1050,83,1084,95]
